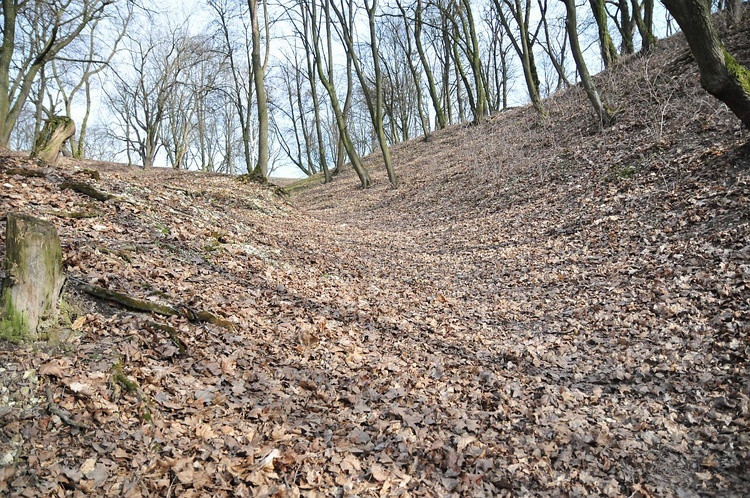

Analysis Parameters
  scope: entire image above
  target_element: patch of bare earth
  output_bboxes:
[0,20,749,498]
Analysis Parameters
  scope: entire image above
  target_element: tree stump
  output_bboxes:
[1,214,65,342]
[30,116,76,165]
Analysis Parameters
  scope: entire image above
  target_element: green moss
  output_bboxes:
[154,224,170,236]
[607,164,637,183]
[723,48,750,94]
[0,293,29,343]
[141,405,153,422]
[35,117,74,148]
[111,362,139,394]
[58,297,84,328]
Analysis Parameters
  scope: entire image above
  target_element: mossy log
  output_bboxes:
[1,214,64,342]
[72,280,178,317]
[30,117,76,166]
[6,168,47,178]
[59,181,114,201]
[71,279,235,330]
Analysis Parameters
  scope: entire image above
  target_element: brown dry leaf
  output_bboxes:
[340,454,361,474]
[370,463,388,482]
[39,358,71,377]
[67,381,92,396]
[256,449,280,471]
[196,424,218,440]
[80,458,97,475]
[71,316,87,330]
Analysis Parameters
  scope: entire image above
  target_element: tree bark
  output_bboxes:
[249,0,269,180]
[562,0,614,127]
[1,214,64,342]
[662,0,750,128]
[589,0,618,67]
[30,117,76,165]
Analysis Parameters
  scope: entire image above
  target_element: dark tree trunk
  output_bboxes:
[662,0,750,128]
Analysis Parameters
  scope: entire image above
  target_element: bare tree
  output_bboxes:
[107,25,194,167]
[248,0,270,180]
[589,0,618,67]
[329,0,397,187]
[561,0,613,127]
[492,0,545,115]
[208,0,257,175]
[303,0,372,188]
[0,0,114,147]
[50,2,132,158]
[481,6,514,112]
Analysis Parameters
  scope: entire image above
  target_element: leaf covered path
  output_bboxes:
[2,24,750,497]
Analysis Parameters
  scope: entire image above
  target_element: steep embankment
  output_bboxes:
[0,20,748,498]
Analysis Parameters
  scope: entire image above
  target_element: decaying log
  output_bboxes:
[59,181,114,201]
[47,210,99,219]
[6,168,46,178]
[71,280,178,317]
[71,279,235,330]
[30,117,76,166]
[0,213,64,342]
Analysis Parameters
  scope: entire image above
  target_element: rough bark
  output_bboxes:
[562,0,614,127]
[30,117,76,165]
[662,0,750,128]
[249,0,269,180]
[589,0,618,67]
[1,213,64,342]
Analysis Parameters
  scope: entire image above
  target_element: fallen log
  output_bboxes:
[59,181,114,202]
[71,279,178,317]
[6,168,47,178]
[144,320,188,356]
[70,279,235,330]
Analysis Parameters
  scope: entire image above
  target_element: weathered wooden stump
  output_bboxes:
[0,214,65,342]
[30,116,76,165]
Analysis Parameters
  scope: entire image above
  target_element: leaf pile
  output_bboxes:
[1,21,750,498]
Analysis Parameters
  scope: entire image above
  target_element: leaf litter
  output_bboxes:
[1,22,750,498]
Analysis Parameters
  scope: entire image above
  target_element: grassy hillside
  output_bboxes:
[1,18,749,497]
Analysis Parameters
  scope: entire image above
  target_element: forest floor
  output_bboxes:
[1,18,750,498]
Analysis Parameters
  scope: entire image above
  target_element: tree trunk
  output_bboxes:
[562,0,614,127]
[411,0,446,129]
[662,0,750,128]
[30,116,76,165]
[249,0,269,180]
[631,0,656,54]
[1,214,64,343]
[589,0,618,67]
[309,0,371,188]
[365,0,397,187]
